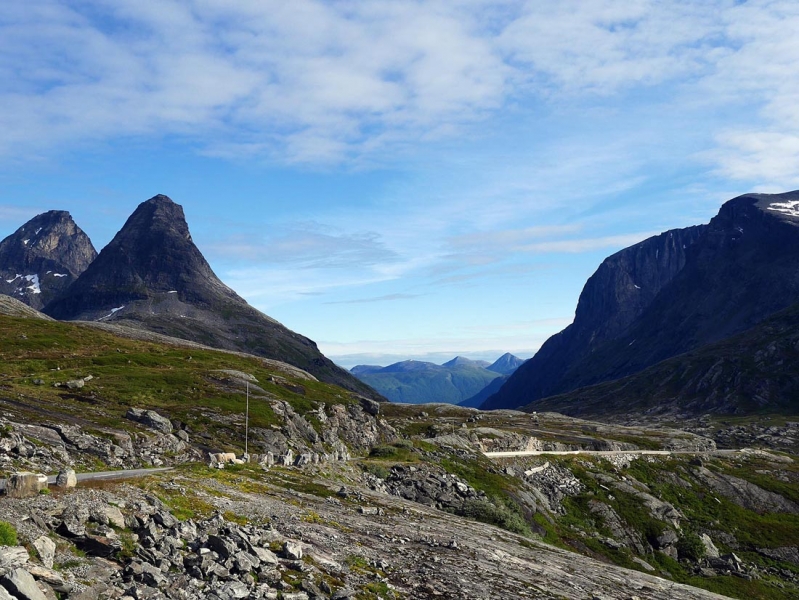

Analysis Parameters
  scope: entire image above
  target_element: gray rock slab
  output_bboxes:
[1,568,48,600]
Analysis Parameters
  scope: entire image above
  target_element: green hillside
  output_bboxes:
[354,359,501,404]
[0,314,362,452]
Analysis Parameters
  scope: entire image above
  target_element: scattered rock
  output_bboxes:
[125,408,174,434]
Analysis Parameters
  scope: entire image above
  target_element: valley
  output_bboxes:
[0,191,797,600]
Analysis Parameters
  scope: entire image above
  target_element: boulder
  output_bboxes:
[1,568,48,600]
[66,379,84,390]
[55,469,77,488]
[282,541,303,560]
[217,581,249,599]
[5,473,46,498]
[104,506,126,529]
[0,547,29,576]
[24,565,69,594]
[32,537,56,569]
[701,533,720,559]
[125,408,173,434]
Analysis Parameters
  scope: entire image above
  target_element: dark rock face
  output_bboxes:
[0,211,97,309]
[485,191,799,411]
[482,222,706,410]
[527,301,799,418]
[44,195,381,400]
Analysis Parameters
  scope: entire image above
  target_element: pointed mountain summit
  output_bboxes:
[487,353,525,375]
[44,194,379,399]
[0,210,97,309]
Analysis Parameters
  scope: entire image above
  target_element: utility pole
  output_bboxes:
[245,381,250,457]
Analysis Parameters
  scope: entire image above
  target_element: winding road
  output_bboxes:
[0,467,172,492]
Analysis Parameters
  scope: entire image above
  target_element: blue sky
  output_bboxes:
[2,1,798,368]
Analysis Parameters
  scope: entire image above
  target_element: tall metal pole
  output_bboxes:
[245,381,249,457]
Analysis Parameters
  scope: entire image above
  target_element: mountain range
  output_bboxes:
[4,190,799,418]
[0,195,379,400]
[351,353,524,404]
[483,190,799,416]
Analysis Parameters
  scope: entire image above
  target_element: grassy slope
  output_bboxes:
[0,315,358,451]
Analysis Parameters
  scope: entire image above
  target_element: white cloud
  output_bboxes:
[2,1,797,198]
[0,0,511,163]
[499,0,722,94]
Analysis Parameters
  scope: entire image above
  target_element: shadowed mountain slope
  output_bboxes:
[43,194,380,399]
[0,210,97,309]
[484,191,799,411]
[527,301,799,418]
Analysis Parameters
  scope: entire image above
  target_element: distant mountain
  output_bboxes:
[486,353,525,375]
[0,210,97,309]
[483,191,799,412]
[527,301,799,418]
[43,194,380,400]
[442,356,491,369]
[350,365,384,376]
[351,357,503,404]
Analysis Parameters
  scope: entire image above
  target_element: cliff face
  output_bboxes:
[484,191,799,411]
[44,195,382,400]
[481,223,707,410]
[0,210,97,309]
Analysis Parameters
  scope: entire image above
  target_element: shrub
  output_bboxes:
[676,532,706,561]
[457,499,530,536]
[0,521,18,546]
[364,464,390,479]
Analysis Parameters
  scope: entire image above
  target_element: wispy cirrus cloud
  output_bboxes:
[324,293,420,305]
[210,226,398,269]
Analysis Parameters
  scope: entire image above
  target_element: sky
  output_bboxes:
[2,1,799,369]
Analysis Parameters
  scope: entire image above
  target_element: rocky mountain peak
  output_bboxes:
[45,195,238,317]
[0,210,97,309]
[43,194,381,400]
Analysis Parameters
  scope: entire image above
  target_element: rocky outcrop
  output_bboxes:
[0,210,96,310]
[43,195,381,400]
[691,466,799,514]
[125,408,174,434]
[364,463,488,511]
[0,417,200,474]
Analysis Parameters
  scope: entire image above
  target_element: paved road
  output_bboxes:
[483,449,742,458]
[1,467,172,491]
